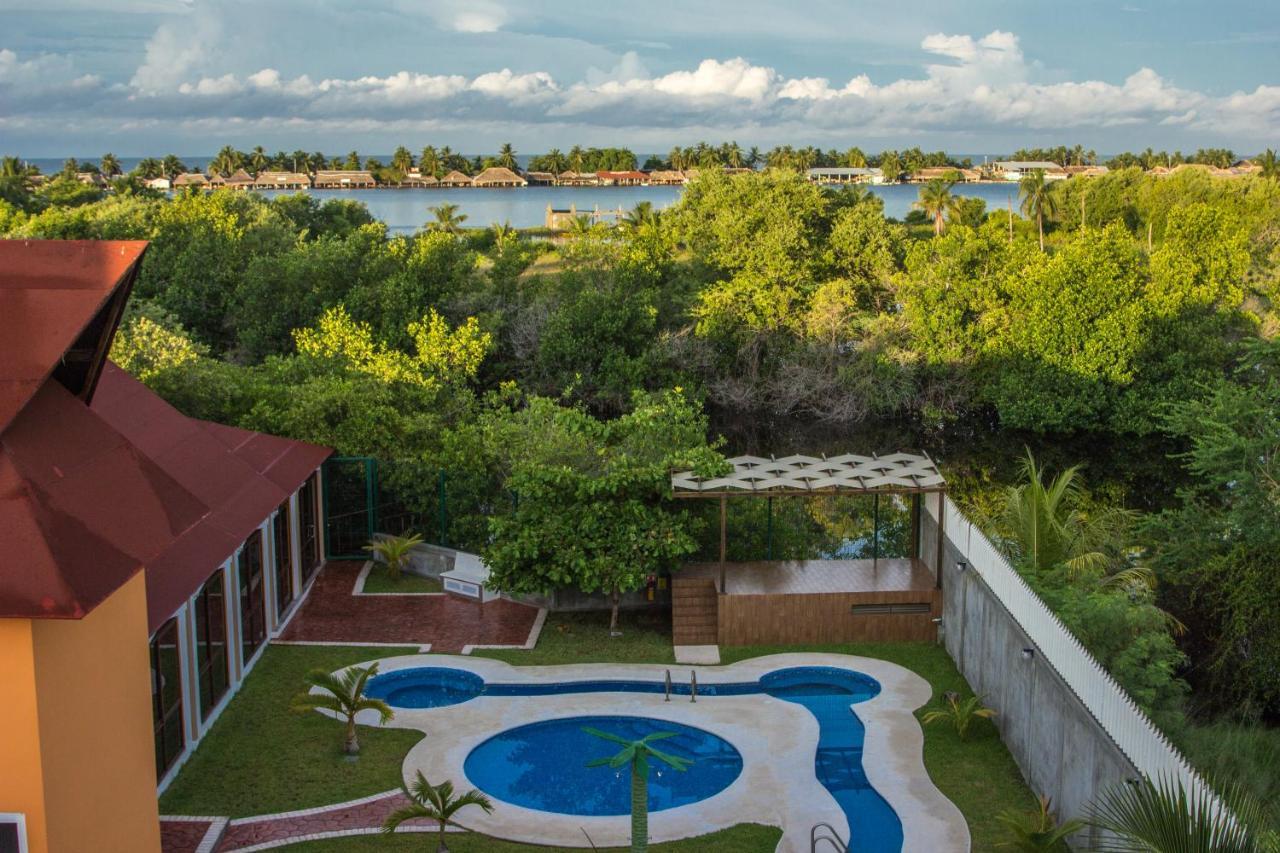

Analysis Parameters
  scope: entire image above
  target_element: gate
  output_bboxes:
[322,457,376,559]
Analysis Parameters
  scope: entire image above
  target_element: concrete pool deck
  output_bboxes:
[332,653,970,852]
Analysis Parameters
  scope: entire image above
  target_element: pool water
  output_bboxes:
[367,665,904,852]
[464,715,743,815]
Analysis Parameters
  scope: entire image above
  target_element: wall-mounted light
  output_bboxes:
[931,617,943,625]
[1021,648,1035,661]
[956,561,969,572]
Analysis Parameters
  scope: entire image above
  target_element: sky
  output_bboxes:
[1,0,1278,157]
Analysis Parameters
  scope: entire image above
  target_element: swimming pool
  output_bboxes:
[367,665,904,852]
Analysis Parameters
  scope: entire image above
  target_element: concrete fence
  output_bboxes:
[922,494,1221,835]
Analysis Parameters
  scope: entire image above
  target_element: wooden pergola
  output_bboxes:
[670,452,948,591]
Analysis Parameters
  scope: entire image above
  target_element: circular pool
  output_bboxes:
[463,715,743,815]
[364,667,483,708]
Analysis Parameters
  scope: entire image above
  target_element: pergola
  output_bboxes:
[670,452,948,591]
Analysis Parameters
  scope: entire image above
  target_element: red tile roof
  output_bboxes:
[0,240,148,432]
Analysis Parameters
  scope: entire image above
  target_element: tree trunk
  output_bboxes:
[437,819,449,853]
[1038,210,1045,251]
[344,717,360,755]
[609,587,621,637]
[631,765,648,853]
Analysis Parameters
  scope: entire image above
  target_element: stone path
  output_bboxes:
[278,561,539,652]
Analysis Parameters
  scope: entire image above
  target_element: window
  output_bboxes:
[238,531,267,664]
[299,473,321,583]
[194,571,228,720]
[150,618,184,778]
[273,502,294,618]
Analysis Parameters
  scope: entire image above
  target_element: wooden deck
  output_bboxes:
[675,559,941,646]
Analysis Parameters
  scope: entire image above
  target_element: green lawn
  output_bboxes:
[278,824,780,852]
[1179,720,1280,835]
[476,608,676,666]
[361,563,443,594]
[159,644,422,817]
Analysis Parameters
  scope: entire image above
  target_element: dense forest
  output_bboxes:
[3,163,1279,802]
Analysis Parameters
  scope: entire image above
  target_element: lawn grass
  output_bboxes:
[1179,719,1280,834]
[476,609,676,666]
[278,824,781,852]
[361,563,443,594]
[159,644,422,818]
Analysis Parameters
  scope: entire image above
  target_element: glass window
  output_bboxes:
[194,571,228,720]
[238,531,266,664]
[150,618,184,777]
[299,474,321,583]
[273,502,294,618]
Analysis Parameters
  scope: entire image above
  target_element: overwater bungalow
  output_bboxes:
[172,173,209,189]
[438,170,473,187]
[402,171,438,187]
[646,170,688,185]
[524,171,557,185]
[207,173,226,188]
[595,170,648,186]
[224,168,255,190]
[555,170,600,187]
[254,171,311,190]
[909,167,980,183]
[988,160,1067,181]
[313,170,376,189]
[471,167,527,187]
[806,167,884,185]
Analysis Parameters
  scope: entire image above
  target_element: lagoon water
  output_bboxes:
[253,182,1025,232]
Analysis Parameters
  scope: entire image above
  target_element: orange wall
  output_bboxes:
[31,572,161,853]
[0,617,48,852]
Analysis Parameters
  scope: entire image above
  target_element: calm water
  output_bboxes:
[256,182,1024,232]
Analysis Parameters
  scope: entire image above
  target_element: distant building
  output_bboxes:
[438,170,473,187]
[253,171,311,189]
[555,170,600,186]
[172,173,209,189]
[402,171,439,187]
[646,170,688,185]
[595,170,648,186]
[224,168,255,190]
[75,171,107,187]
[545,204,583,230]
[1064,165,1110,178]
[806,167,884,185]
[145,176,172,191]
[910,166,981,183]
[313,170,376,189]
[471,167,527,187]
[524,171,557,185]
[989,161,1067,181]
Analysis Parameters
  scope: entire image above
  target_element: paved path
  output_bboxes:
[278,561,539,652]
[214,790,435,851]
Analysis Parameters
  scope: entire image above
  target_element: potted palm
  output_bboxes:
[290,663,393,756]
[583,726,692,853]
[382,771,493,853]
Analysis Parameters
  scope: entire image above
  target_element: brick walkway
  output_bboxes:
[160,818,217,853]
[278,562,539,652]
[214,791,436,851]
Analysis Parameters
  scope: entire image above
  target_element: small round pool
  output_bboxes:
[463,715,743,816]
[364,667,483,708]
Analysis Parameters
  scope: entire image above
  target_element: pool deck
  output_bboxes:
[682,557,937,595]
[330,653,970,853]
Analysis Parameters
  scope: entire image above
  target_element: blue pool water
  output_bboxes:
[464,715,743,815]
[366,665,904,852]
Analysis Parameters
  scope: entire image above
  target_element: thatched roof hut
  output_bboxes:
[225,168,255,189]
[524,171,556,185]
[253,171,311,189]
[471,167,527,187]
[172,173,209,188]
[438,170,473,187]
[313,170,376,188]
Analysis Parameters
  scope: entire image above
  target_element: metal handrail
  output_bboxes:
[690,670,697,703]
[664,670,672,702]
[810,822,848,853]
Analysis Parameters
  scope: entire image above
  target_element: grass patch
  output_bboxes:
[1179,720,1280,834]
[361,563,443,594]
[475,609,676,666]
[159,644,422,818]
[277,824,781,852]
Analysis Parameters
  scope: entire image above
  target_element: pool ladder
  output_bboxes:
[662,670,697,702]
[810,823,849,853]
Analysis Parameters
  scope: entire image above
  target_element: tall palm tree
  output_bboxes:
[490,220,517,252]
[290,663,393,755]
[914,178,958,236]
[210,145,242,176]
[391,146,414,174]
[584,727,692,853]
[420,146,441,177]
[568,145,586,174]
[382,771,493,853]
[545,148,566,175]
[1,156,30,178]
[250,146,268,174]
[497,142,517,170]
[1088,775,1278,852]
[1258,149,1279,180]
[100,153,121,177]
[725,141,743,168]
[135,157,163,180]
[427,203,467,234]
[1019,169,1058,251]
[161,154,187,181]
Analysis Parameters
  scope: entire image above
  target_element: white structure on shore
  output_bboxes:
[806,167,885,185]
[989,161,1068,181]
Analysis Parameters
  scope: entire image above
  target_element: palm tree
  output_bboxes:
[544,148,566,175]
[391,146,414,174]
[584,727,692,853]
[569,145,586,174]
[622,201,658,233]
[382,771,493,853]
[1,156,30,178]
[1258,149,1279,180]
[1020,169,1058,251]
[161,154,187,181]
[420,146,440,177]
[497,142,517,170]
[566,214,597,239]
[210,145,242,176]
[490,220,518,252]
[135,157,163,180]
[364,532,424,581]
[100,153,121,177]
[291,664,393,755]
[914,178,958,236]
[922,692,996,740]
[250,146,268,175]
[1088,775,1278,852]
[996,795,1084,851]
[725,141,743,168]
[427,203,467,235]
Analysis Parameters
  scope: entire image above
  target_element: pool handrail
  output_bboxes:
[810,822,849,852]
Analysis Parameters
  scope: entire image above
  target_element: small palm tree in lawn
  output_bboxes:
[290,663,392,755]
[1020,168,1059,251]
[364,531,424,581]
[584,727,692,853]
[427,203,467,235]
[914,178,957,236]
[382,771,493,853]
[996,795,1084,851]
[922,692,996,741]
[1088,775,1279,852]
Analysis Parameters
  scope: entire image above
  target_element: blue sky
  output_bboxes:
[1,0,1277,156]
